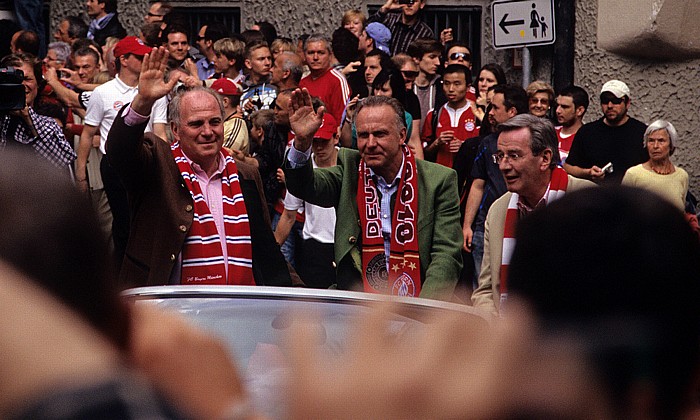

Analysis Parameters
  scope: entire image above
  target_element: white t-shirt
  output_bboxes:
[84,74,168,154]
[282,155,336,243]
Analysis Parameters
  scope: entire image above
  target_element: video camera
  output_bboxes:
[0,67,26,112]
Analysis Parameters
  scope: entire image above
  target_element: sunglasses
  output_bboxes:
[401,70,419,78]
[449,52,471,61]
[529,97,549,105]
[600,95,625,105]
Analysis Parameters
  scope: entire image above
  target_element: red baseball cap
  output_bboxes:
[113,36,153,58]
[211,77,240,96]
[314,113,338,140]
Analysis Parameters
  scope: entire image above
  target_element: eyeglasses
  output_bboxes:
[492,151,526,164]
[449,52,470,61]
[529,97,549,105]
[401,70,419,78]
[147,12,164,18]
[600,95,625,105]
[196,36,206,41]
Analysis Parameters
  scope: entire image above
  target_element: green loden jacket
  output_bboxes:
[284,148,462,301]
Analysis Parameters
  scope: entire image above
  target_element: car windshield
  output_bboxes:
[132,294,466,419]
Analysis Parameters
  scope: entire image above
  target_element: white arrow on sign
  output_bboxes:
[491,0,555,49]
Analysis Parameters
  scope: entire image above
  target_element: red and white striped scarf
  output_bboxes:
[499,167,568,306]
[358,145,421,297]
[171,142,254,285]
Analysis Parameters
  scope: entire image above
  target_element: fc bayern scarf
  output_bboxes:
[358,145,421,297]
[499,166,568,306]
[171,142,254,285]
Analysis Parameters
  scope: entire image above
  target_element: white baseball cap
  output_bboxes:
[600,80,630,99]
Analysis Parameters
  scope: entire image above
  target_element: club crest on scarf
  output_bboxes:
[359,145,421,297]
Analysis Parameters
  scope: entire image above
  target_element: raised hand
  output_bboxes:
[381,0,403,12]
[59,68,82,87]
[183,58,199,82]
[342,61,361,76]
[44,66,59,83]
[440,28,454,45]
[289,88,325,152]
[131,46,178,115]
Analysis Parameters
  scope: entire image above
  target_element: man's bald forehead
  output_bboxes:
[277,51,301,65]
[184,89,223,112]
[170,88,224,126]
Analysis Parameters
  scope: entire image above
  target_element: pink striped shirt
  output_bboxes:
[124,104,230,280]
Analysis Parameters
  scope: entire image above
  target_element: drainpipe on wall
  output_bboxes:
[552,0,575,92]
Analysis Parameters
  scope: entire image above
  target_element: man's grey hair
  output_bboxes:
[48,41,72,63]
[168,86,224,128]
[303,33,331,53]
[355,95,406,135]
[64,16,89,39]
[498,113,561,168]
[644,119,677,156]
[277,51,303,84]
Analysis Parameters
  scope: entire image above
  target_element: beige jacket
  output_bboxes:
[471,174,595,314]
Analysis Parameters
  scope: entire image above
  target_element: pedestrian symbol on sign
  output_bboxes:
[491,0,555,49]
[530,3,539,38]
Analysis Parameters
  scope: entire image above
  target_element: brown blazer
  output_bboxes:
[106,110,295,288]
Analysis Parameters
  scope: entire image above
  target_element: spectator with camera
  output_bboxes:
[368,0,434,55]
[0,53,76,174]
[44,46,103,117]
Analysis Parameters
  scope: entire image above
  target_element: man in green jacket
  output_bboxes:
[284,91,462,301]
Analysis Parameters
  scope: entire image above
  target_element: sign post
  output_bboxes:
[491,0,556,49]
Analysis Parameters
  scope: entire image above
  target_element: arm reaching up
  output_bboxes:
[289,88,325,152]
[130,47,179,116]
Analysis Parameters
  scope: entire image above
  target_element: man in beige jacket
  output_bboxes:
[471,114,594,314]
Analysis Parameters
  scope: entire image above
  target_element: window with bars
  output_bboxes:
[367,4,482,70]
[172,6,241,43]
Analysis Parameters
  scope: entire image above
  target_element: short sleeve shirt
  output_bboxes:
[84,75,168,154]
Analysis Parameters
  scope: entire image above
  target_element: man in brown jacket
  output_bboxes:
[106,46,294,288]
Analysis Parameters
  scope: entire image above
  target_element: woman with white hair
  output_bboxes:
[622,119,688,210]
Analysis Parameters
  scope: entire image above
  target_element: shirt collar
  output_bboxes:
[113,74,138,94]
[95,13,113,25]
[397,17,421,29]
[446,100,470,113]
[517,184,550,217]
[369,153,405,189]
[181,148,225,182]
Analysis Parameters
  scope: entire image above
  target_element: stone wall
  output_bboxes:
[576,0,700,194]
